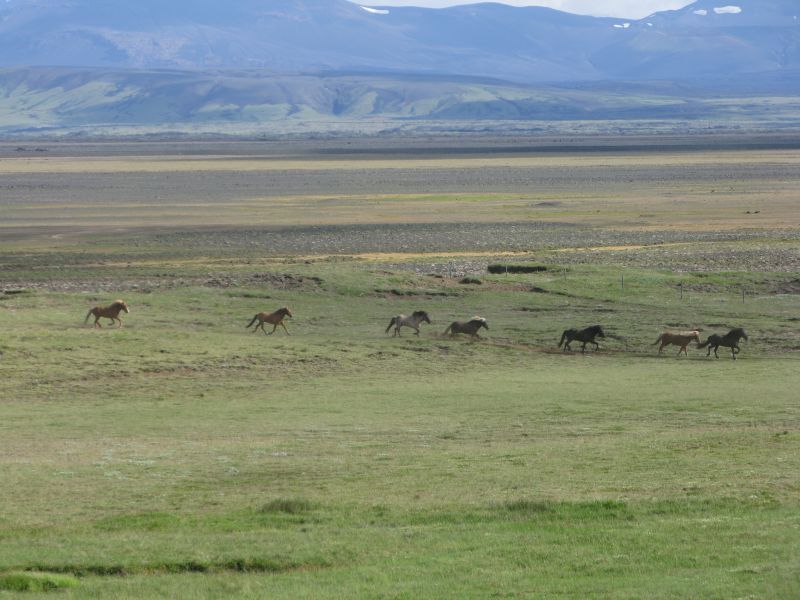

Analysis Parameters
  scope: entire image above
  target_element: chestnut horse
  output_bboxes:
[246,307,292,335]
[84,300,130,328]
[653,330,700,356]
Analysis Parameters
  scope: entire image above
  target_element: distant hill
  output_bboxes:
[1,0,798,82]
[2,66,799,136]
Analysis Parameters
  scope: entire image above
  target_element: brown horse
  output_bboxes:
[653,330,700,356]
[444,316,488,339]
[84,300,130,328]
[246,307,292,335]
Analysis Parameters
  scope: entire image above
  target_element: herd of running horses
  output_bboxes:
[84,299,749,360]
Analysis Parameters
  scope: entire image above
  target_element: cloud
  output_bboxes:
[354,1,695,19]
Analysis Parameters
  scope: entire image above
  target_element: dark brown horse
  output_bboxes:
[444,316,488,339]
[558,325,605,353]
[698,328,748,359]
[246,307,292,335]
[385,311,431,337]
[653,331,700,356]
[84,300,130,328]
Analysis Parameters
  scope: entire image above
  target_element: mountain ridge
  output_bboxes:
[1,0,798,82]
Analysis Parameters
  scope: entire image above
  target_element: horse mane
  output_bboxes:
[413,310,429,318]
[470,316,486,323]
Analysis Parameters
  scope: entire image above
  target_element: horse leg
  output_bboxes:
[581,341,587,354]
[281,321,290,336]
[413,326,420,336]
[592,341,600,351]
[94,316,102,328]
[713,345,719,359]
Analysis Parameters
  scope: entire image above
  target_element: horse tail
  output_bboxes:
[443,323,453,336]
[697,338,710,349]
[558,330,568,348]
[84,308,94,324]
[245,314,259,329]
[652,334,664,345]
[385,317,397,334]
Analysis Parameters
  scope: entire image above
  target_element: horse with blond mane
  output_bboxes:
[84,300,130,328]
[246,307,292,335]
[653,330,700,356]
[444,316,488,339]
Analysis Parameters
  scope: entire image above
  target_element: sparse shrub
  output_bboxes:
[260,498,315,514]
[0,571,79,592]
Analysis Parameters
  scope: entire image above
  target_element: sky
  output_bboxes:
[356,1,696,19]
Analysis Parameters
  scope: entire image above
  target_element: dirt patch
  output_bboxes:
[487,264,548,274]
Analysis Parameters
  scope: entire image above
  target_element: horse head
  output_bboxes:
[594,325,605,338]
[414,311,431,324]
[734,328,747,341]
[115,300,130,313]
[282,307,293,318]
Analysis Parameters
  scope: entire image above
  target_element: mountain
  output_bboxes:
[1,0,798,82]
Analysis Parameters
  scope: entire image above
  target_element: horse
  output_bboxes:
[84,300,129,328]
[246,307,293,336]
[385,310,431,337]
[653,330,700,356]
[444,316,488,339]
[698,328,748,359]
[558,325,605,353]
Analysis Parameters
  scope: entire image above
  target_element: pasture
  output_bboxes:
[1,137,799,598]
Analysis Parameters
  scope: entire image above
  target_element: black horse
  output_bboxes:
[698,328,748,359]
[558,325,605,353]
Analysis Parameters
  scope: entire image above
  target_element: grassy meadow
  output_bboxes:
[1,143,799,598]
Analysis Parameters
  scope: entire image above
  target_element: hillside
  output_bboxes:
[2,66,800,136]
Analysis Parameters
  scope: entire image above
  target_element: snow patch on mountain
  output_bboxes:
[360,6,388,15]
[714,6,742,14]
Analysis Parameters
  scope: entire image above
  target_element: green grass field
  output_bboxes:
[1,146,799,597]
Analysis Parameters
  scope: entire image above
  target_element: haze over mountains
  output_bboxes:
[1,0,798,135]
